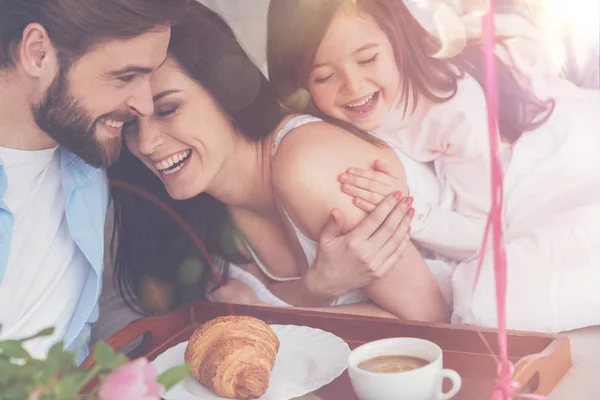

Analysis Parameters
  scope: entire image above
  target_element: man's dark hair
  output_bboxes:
[0,0,190,69]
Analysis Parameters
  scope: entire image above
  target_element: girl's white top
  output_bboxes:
[376,74,499,262]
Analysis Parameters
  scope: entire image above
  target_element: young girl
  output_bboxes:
[268,0,600,333]
[267,0,554,262]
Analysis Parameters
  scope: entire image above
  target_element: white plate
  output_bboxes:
[152,324,350,400]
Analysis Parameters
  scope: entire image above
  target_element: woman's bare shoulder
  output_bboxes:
[271,119,405,238]
[273,119,397,172]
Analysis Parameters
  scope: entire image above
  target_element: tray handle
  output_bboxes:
[513,337,572,396]
[81,304,192,369]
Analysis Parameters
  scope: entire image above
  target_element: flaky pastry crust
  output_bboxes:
[184,315,280,399]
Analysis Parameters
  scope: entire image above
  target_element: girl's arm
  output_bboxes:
[409,199,487,260]
[417,75,493,259]
[341,159,488,261]
[344,75,493,261]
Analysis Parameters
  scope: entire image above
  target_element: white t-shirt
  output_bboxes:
[0,146,86,358]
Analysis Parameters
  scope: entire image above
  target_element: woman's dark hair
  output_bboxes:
[108,1,284,314]
[267,0,555,143]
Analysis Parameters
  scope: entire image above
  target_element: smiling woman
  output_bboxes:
[108,1,448,322]
[108,2,284,312]
[154,149,192,176]
[122,55,263,201]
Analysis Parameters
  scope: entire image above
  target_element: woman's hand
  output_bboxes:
[304,191,414,299]
[340,159,409,212]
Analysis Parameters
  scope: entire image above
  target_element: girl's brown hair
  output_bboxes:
[267,0,554,143]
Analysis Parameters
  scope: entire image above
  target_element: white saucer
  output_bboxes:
[152,324,350,399]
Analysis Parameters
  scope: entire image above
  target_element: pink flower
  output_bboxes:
[99,357,164,400]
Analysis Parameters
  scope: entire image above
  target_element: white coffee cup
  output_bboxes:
[348,337,462,400]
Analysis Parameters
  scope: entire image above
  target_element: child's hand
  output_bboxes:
[340,159,409,212]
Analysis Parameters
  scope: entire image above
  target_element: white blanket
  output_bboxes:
[452,81,600,333]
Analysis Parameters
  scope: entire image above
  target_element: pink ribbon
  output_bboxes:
[474,2,548,399]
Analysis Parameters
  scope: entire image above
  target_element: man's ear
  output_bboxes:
[18,23,59,79]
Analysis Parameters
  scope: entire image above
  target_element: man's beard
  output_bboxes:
[32,68,123,168]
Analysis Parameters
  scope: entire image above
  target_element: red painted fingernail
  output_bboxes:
[407,208,415,217]
[404,196,414,206]
[393,191,402,200]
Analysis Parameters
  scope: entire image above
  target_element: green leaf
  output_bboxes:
[177,257,206,286]
[116,354,130,367]
[69,364,104,395]
[41,342,68,379]
[47,341,64,359]
[220,222,241,258]
[0,340,32,360]
[53,343,78,370]
[16,362,43,384]
[97,369,112,382]
[55,370,89,399]
[157,363,191,392]
[0,357,19,385]
[95,342,117,369]
[1,385,29,400]
[21,327,55,343]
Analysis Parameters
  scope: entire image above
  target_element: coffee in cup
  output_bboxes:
[358,354,430,373]
[348,337,461,400]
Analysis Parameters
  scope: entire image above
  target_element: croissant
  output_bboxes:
[184,315,280,399]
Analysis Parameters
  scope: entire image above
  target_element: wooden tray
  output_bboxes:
[83,301,571,399]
